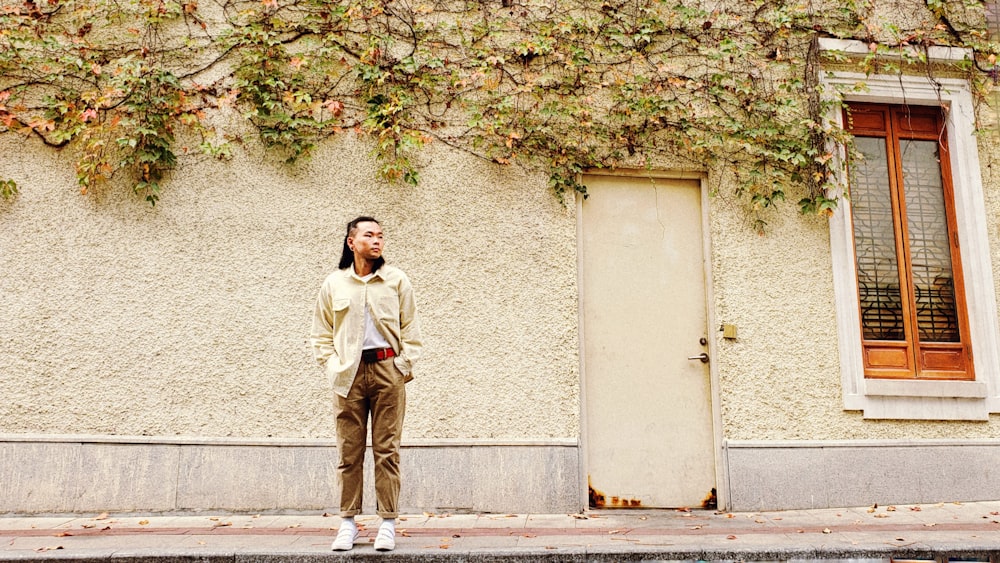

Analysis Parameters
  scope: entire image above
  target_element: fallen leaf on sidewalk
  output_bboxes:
[286,524,301,529]
[522,534,536,538]
[689,525,703,530]
[924,523,936,527]
[822,528,832,534]
[773,517,783,521]
[909,506,922,512]
[322,512,334,517]
[80,524,96,529]
[400,531,411,537]
[139,520,149,526]
[55,531,73,537]
[886,505,897,512]
[639,516,647,520]
[570,514,588,519]
[726,535,737,540]
[724,513,735,518]
[35,546,63,552]
[213,521,232,527]
[754,518,766,523]
[94,512,109,520]
[874,514,889,519]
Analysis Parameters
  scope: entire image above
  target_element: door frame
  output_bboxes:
[575,169,729,510]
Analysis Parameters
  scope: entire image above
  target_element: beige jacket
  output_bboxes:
[310,264,423,397]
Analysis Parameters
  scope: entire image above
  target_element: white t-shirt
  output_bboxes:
[361,273,392,350]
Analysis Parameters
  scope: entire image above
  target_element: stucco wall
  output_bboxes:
[0,132,580,440]
[6,111,1000,446]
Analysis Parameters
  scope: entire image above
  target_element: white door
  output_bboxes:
[581,174,716,509]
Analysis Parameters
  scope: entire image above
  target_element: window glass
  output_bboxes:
[851,136,904,341]
[900,139,960,343]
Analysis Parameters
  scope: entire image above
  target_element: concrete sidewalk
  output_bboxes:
[3,501,1000,561]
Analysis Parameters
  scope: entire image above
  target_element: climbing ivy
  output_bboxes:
[0,0,996,223]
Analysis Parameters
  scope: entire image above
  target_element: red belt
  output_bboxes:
[361,347,395,363]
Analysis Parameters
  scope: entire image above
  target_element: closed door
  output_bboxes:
[581,174,716,508]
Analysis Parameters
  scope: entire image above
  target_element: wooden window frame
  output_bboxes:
[843,103,974,381]
[818,45,1000,420]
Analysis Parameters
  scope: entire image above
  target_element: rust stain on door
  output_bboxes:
[589,478,716,510]
[588,477,642,508]
[701,487,717,510]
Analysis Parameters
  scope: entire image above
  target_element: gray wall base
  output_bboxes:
[0,436,581,515]
[726,439,1000,511]
[17,435,997,514]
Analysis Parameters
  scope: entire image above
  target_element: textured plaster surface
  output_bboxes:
[984,111,1000,388]
[709,198,846,440]
[5,103,1000,444]
[0,133,579,440]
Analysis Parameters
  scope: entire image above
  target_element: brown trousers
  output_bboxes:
[333,356,406,518]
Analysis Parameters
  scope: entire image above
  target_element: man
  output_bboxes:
[310,216,422,552]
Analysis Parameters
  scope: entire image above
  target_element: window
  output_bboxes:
[844,103,973,381]
[819,38,1000,419]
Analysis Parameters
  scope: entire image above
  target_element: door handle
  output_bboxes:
[687,352,709,364]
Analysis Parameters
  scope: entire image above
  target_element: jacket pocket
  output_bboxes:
[331,298,350,324]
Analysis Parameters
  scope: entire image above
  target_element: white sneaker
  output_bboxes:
[373,523,395,551]
[331,523,359,551]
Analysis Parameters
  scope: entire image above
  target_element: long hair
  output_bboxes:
[338,216,385,272]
